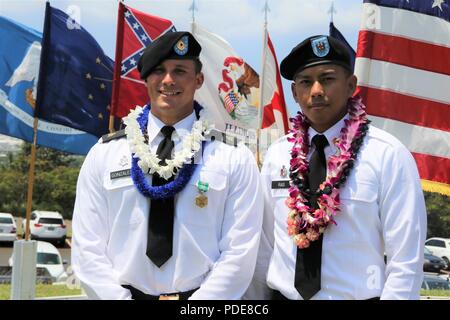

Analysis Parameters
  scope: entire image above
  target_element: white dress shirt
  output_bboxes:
[252,115,427,300]
[71,110,263,300]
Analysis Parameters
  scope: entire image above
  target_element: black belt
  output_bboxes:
[122,285,198,300]
[271,289,380,300]
[271,289,289,300]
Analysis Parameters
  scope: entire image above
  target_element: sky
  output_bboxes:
[0,0,363,123]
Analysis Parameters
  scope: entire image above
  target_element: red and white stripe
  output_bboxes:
[355,2,450,190]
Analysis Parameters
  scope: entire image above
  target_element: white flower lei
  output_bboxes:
[123,105,214,180]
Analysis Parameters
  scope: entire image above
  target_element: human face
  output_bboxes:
[146,59,204,125]
[291,64,357,133]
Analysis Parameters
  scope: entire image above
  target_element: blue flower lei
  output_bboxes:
[130,103,204,200]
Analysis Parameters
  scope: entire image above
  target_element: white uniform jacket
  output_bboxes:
[251,116,427,300]
[72,111,263,299]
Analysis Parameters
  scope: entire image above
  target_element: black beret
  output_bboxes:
[138,31,202,79]
[280,35,352,80]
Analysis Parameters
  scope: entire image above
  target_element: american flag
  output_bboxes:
[223,91,239,114]
[355,0,450,196]
[111,3,175,119]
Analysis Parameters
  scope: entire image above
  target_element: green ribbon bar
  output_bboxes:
[197,180,209,192]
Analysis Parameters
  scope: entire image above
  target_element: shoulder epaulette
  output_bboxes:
[101,129,126,143]
[204,129,239,147]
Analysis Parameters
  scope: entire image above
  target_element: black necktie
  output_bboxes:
[146,126,175,267]
[295,134,329,300]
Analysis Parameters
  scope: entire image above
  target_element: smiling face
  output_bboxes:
[145,59,204,125]
[291,64,357,132]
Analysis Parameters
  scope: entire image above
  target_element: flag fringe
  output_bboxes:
[421,180,450,197]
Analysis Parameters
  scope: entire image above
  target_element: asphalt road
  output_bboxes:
[0,217,72,268]
[0,242,71,270]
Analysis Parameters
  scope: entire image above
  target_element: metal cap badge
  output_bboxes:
[174,35,189,56]
[311,36,330,57]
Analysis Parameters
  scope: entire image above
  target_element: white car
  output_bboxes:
[0,212,17,244]
[9,240,68,283]
[22,210,67,246]
[425,237,450,270]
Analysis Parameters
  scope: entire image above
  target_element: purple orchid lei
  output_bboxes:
[130,104,202,200]
[286,96,370,249]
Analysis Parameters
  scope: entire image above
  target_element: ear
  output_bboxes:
[347,74,357,97]
[291,82,299,103]
[195,72,204,89]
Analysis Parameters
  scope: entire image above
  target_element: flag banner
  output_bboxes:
[35,2,114,138]
[355,0,450,195]
[0,16,98,155]
[329,21,356,72]
[111,2,176,118]
[260,31,289,137]
[192,22,262,149]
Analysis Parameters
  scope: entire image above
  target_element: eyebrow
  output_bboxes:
[295,70,338,79]
[155,63,192,70]
[173,63,190,69]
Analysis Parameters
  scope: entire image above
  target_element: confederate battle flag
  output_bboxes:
[110,3,176,119]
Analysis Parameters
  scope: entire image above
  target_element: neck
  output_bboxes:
[310,110,348,133]
[150,107,194,126]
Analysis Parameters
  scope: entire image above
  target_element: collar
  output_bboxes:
[308,113,349,150]
[147,110,196,145]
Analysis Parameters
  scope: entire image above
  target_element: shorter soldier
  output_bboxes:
[248,35,426,300]
[72,32,263,300]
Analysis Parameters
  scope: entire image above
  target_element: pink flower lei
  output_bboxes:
[286,96,370,249]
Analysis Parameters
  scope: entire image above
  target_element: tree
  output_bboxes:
[425,192,450,238]
[0,143,83,219]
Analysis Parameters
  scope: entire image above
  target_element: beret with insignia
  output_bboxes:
[280,35,352,80]
[138,31,202,80]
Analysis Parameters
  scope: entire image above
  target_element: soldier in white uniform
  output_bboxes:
[248,35,426,300]
[71,32,263,300]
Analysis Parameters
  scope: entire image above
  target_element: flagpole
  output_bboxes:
[190,0,196,24]
[328,1,336,23]
[190,0,197,105]
[110,0,126,133]
[257,1,270,168]
[23,1,53,240]
[24,117,39,241]
[10,3,51,299]
[189,0,197,33]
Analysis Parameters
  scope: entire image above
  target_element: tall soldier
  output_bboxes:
[72,32,263,300]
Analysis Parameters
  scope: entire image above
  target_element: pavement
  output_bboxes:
[0,242,71,268]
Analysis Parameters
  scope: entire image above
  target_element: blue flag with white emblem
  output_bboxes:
[0,15,98,155]
[36,2,115,138]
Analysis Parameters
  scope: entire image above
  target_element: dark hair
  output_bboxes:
[343,67,352,78]
[292,63,353,82]
[194,58,203,73]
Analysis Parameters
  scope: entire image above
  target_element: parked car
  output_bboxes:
[425,237,450,270]
[424,247,448,272]
[9,240,68,283]
[0,266,53,284]
[0,212,17,244]
[422,273,450,290]
[22,210,66,246]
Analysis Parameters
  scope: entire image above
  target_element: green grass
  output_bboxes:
[0,284,82,300]
[1,284,448,300]
[420,290,450,297]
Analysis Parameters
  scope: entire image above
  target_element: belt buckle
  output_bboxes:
[159,294,180,300]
